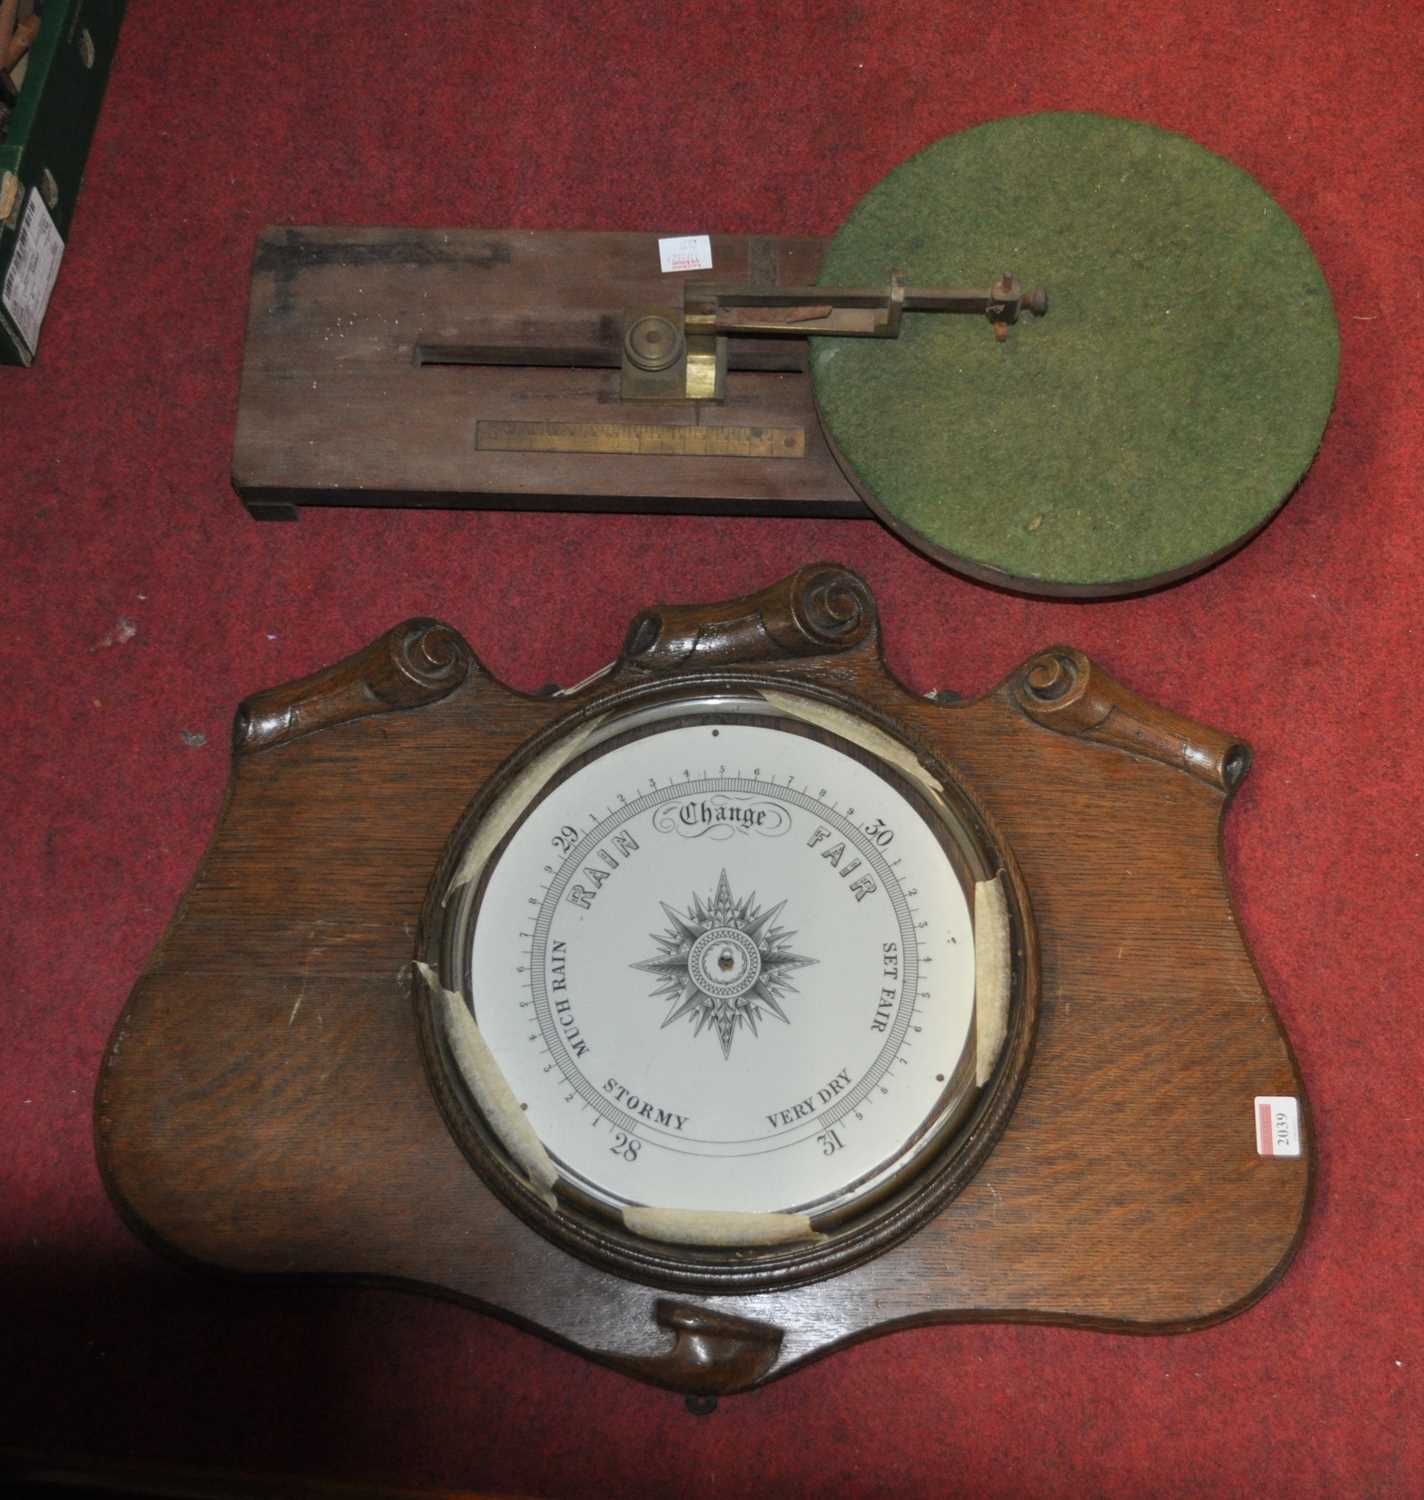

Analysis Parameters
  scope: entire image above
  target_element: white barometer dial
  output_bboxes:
[445,701,999,1232]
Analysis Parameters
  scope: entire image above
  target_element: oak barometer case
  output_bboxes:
[96,567,1311,1398]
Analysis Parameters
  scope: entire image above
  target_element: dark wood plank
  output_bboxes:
[232,228,865,518]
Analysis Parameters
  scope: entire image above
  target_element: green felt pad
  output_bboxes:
[811,113,1338,594]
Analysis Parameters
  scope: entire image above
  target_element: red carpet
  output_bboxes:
[3,2,1421,1495]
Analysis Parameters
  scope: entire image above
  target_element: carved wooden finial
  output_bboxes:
[234,618,473,755]
[616,1300,784,1397]
[1016,648,1251,793]
[621,564,876,674]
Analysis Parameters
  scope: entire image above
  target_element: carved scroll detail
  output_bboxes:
[234,619,472,755]
[621,563,875,674]
[614,1300,784,1397]
[1014,648,1251,793]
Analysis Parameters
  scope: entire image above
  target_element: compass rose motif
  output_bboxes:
[631,869,818,1059]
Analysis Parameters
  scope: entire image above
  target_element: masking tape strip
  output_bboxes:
[622,1205,823,1248]
[447,715,608,898]
[416,962,559,1210]
[759,691,944,796]
[974,875,1010,1087]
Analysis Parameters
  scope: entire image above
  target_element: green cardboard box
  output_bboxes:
[0,0,125,365]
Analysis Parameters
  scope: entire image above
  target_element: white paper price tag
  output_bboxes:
[658,234,713,273]
[1254,1096,1301,1157]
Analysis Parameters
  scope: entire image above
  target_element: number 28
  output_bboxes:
[610,1131,640,1162]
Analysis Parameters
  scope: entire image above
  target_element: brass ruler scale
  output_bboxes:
[476,420,807,459]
